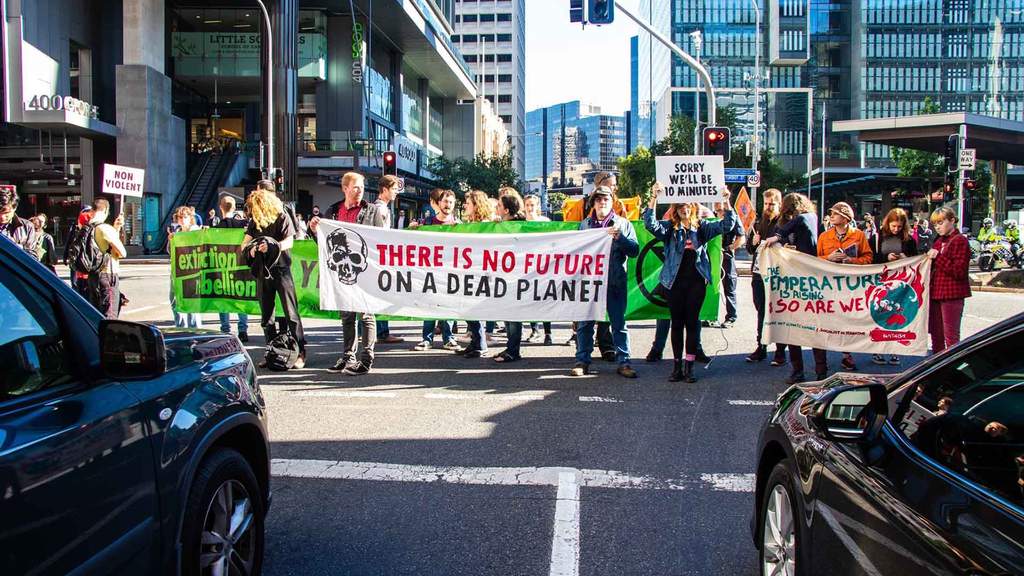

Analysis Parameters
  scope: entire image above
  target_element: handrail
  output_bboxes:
[149,152,214,253]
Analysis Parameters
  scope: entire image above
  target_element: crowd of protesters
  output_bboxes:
[0,169,975,383]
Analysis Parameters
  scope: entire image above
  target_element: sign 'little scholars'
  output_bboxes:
[654,155,726,204]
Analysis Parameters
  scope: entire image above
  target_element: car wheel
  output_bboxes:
[759,461,801,576]
[181,448,265,576]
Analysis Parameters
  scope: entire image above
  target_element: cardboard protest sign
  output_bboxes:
[655,155,725,204]
[102,163,145,197]
[760,246,932,355]
[734,187,756,232]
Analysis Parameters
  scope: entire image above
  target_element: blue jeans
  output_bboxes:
[219,313,249,333]
[466,320,487,352]
[504,321,523,357]
[651,318,670,354]
[576,287,629,365]
[422,320,454,344]
[486,321,496,333]
[170,286,202,328]
[376,320,390,337]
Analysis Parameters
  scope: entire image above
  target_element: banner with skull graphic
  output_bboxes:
[760,246,932,355]
[317,219,614,321]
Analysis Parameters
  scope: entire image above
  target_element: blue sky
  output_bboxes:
[524,1,639,115]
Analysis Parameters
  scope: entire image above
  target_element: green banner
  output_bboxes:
[170,221,721,321]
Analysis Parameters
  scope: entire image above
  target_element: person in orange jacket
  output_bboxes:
[812,201,873,378]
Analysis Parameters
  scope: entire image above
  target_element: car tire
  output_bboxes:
[181,448,265,576]
[758,461,804,576]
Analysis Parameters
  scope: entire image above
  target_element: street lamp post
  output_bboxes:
[690,30,702,152]
[750,0,761,208]
[255,0,274,180]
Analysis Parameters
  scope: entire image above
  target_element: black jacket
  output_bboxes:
[872,233,918,264]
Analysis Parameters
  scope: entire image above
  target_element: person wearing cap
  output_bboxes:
[244,186,306,369]
[643,183,735,383]
[813,201,873,378]
[571,185,640,378]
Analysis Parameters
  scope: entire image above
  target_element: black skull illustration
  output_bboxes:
[325,228,368,285]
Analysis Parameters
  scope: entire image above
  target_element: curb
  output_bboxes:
[970,285,1024,294]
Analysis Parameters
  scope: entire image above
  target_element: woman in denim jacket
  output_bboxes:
[644,184,735,382]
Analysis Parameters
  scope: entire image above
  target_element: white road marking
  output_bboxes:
[290,390,398,398]
[578,396,623,403]
[423,392,548,401]
[728,400,775,406]
[121,305,160,316]
[537,374,597,380]
[699,473,756,493]
[549,471,581,576]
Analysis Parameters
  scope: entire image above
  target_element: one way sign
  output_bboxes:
[959,148,976,170]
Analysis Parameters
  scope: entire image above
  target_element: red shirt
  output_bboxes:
[336,203,362,223]
[930,230,972,301]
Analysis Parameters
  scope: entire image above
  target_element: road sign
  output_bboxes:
[959,148,976,170]
[746,172,761,188]
[724,168,755,184]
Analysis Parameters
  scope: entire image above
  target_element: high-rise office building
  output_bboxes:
[452,0,526,178]
[525,101,627,188]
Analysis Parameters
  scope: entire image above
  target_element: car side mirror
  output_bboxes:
[100,320,166,380]
[811,383,889,442]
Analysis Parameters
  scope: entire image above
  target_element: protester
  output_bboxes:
[716,199,745,325]
[745,188,787,365]
[927,207,971,354]
[0,186,39,258]
[396,209,407,229]
[411,188,461,352]
[244,186,306,369]
[813,201,873,378]
[309,172,381,373]
[587,172,626,360]
[524,193,554,344]
[312,205,321,218]
[454,190,495,358]
[65,206,94,297]
[571,185,640,378]
[493,192,532,364]
[168,206,204,328]
[215,195,249,341]
[762,193,819,384]
[643,184,733,382]
[860,213,878,245]
[916,218,935,252]
[207,208,220,227]
[87,199,126,319]
[371,175,406,346]
[871,207,919,366]
[31,214,57,272]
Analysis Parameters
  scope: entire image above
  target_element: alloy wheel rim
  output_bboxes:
[200,479,256,576]
[762,484,796,576]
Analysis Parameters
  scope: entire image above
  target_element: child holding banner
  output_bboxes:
[927,207,972,353]
[643,183,734,383]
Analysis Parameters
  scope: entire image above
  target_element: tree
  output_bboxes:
[891,97,944,202]
[426,150,522,195]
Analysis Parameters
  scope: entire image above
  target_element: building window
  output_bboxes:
[500,114,512,123]
[464,14,478,22]
[402,79,423,139]
[497,33,512,42]
[429,99,444,150]
[462,34,477,43]
[464,54,478,63]
[498,94,512,103]
[497,13,512,22]
[498,74,512,83]
[497,54,512,62]
[452,35,460,42]
[480,13,494,22]
[480,34,496,42]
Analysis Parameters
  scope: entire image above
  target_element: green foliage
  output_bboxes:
[890,97,944,190]
[616,145,655,199]
[547,191,568,214]
[426,151,522,195]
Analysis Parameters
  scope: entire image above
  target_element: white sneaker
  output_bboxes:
[457,333,473,344]
[442,340,461,350]
[412,340,432,351]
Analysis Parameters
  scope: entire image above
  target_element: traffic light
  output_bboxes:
[943,175,956,197]
[703,126,731,162]
[944,133,960,173]
[964,178,978,191]
[383,150,397,176]
[570,0,584,23]
[588,0,614,24]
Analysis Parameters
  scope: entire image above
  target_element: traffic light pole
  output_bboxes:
[957,123,967,230]
[614,1,716,128]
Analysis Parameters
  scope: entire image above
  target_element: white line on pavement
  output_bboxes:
[423,392,548,401]
[549,471,581,576]
[727,400,775,406]
[699,473,757,492]
[578,396,624,403]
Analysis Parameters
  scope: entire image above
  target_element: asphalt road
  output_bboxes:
[82,265,1024,575]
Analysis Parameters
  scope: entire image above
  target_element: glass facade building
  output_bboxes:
[525,101,627,186]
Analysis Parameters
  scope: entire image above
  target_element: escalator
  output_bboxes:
[145,146,241,253]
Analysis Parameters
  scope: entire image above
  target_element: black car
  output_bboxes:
[752,313,1024,575]
[0,235,270,575]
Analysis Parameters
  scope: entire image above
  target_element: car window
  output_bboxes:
[895,331,1024,506]
[0,268,73,401]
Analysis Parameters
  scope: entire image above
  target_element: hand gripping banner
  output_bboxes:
[317,220,613,322]
[759,246,932,356]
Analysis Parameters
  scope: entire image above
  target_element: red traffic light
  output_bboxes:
[706,131,722,141]
[382,150,398,176]
[964,179,978,191]
[383,151,396,164]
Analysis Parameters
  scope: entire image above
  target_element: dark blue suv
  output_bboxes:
[0,236,270,575]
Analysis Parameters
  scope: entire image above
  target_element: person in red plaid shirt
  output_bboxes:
[926,207,972,353]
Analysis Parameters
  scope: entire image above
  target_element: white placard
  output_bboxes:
[102,164,145,197]
[959,148,976,170]
[655,156,726,204]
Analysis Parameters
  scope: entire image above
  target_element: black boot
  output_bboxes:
[746,345,767,363]
[669,360,684,382]
[683,360,697,383]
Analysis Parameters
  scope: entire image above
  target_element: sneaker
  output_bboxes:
[329,356,355,371]
[412,341,432,351]
[617,365,638,379]
[770,355,787,367]
[292,354,306,370]
[343,362,370,375]
[701,320,711,328]
[724,317,737,326]
[570,363,594,377]
[380,335,405,344]
[840,356,858,371]
[871,354,887,366]
[238,332,249,343]
[889,356,901,366]
[462,349,482,359]
[527,330,543,343]
[442,340,461,351]
[544,335,553,345]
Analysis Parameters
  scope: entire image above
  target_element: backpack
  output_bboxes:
[67,223,109,275]
[264,332,299,371]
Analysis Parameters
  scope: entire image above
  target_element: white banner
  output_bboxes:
[317,221,613,321]
[102,163,145,197]
[759,247,932,356]
[655,155,725,204]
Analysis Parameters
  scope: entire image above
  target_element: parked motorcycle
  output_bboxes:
[978,236,1022,271]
